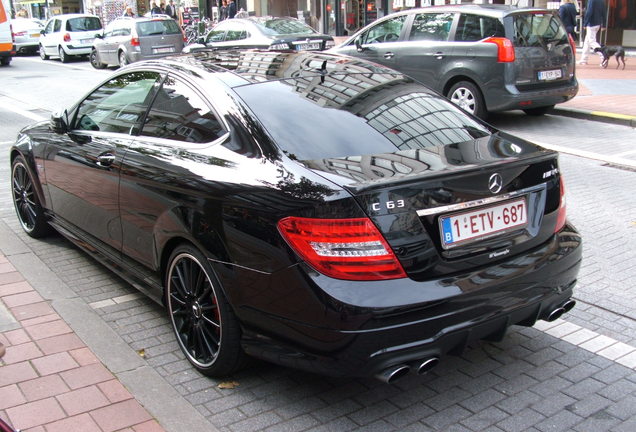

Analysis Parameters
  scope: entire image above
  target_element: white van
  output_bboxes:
[0,0,15,66]
[39,13,102,62]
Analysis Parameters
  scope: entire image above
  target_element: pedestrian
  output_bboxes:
[579,0,606,65]
[228,0,237,19]
[219,0,228,20]
[235,7,248,18]
[559,0,578,41]
[151,1,162,16]
[160,2,166,14]
[122,5,135,17]
[165,0,177,19]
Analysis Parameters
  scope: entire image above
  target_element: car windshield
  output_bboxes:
[236,76,490,161]
[512,13,568,47]
[67,17,102,31]
[137,19,181,36]
[253,18,317,36]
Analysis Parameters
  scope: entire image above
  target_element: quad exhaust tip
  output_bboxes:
[375,364,411,384]
[376,356,441,383]
[546,299,577,322]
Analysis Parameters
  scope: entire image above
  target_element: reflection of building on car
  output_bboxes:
[332,5,578,119]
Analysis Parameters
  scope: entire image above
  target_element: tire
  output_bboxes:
[11,156,50,238]
[118,50,128,67]
[90,49,107,69]
[523,105,554,116]
[447,81,487,119]
[39,45,49,60]
[0,57,10,66]
[165,244,245,377]
[59,47,70,63]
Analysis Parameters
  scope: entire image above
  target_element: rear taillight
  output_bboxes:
[131,29,140,46]
[13,30,25,37]
[277,217,407,281]
[568,33,576,57]
[63,33,71,42]
[483,37,515,62]
[554,176,567,233]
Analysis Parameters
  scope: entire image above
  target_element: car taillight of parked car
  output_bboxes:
[131,29,140,46]
[483,37,515,62]
[277,216,407,281]
[554,176,567,233]
[568,34,576,57]
[63,32,71,42]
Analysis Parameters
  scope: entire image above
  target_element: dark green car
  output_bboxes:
[332,5,578,119]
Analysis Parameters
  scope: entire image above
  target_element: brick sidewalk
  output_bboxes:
[0,253,165,432]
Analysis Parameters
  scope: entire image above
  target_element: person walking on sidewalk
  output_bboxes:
[559,0,578,41]
[579,0,606,65]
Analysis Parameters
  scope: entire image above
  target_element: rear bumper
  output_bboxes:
[235,223,582,378]
[487,78,579,112]
[63,44,92,55]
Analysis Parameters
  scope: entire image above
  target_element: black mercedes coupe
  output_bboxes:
[10,50,581,383]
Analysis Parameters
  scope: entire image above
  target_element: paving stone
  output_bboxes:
[605,394,636,421]
[534,410,583,432]
[228,412,282,432]
[571,409,620,432]
[31,352,78,376]
[90,399,152,432]
[530,393,577,417]
[6,397,66,430]
[496,408,545,432]
[347,400,399,426]
[56,385,110,416]
[383,403,434,428]
[496,390,543,415]
[263,414,320,432]
[564,394,612,417]
[596,379,636,402]
[561,377,606,399]
[558,362,602,383]
[458,388,506,413]
[0,361,38,387]
[304,416,358,432]
[18,374,69,402]
[0,384,26,410]
[422,405,471,430]
[460,406,509,430]
[311,399,363,423]
[207,408,247,428]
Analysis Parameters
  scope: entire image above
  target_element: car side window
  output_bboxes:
[408,13,454,42]
[53,19,62,32]
[361,15,406,44]
[44,20,54,34]
[206,29,226,43]
[74,72,162,135]
[225,28,248,41]
[103,22,116,38]
[456,14,505,42]
[140,75,225,143]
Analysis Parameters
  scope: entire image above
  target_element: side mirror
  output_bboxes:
[95,33,103,39]
[197,36,205,44]
[355,36,364,52]
[40,29,45,35]
[50,110,69,135]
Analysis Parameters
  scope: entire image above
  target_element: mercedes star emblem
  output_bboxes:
[488,173,503,194]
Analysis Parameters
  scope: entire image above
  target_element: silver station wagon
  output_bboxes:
[332,5,578,119]
[90,16,184,68]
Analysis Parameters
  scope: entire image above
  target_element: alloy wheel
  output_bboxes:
[12,161,38,233]
[167,252,221,368]
[450,87,476,114]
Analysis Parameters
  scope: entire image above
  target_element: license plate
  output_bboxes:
[80,38,93,44]
[538,69,562,81]
[153,47,175,54]
[31,33,40,38]
[440,198,527,248]
[296,42,322,51]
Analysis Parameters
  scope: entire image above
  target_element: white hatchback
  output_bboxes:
[40,14,102,62]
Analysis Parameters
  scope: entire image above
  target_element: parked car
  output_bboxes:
[39,13,102,62]
[11,18,43,54]
[10,50,581,382]
[0,0,14,66]
[183,16,334,52]
[90,16,184,69]
[331,5,578,119]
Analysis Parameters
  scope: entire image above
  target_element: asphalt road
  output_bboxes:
[1,55,635,432]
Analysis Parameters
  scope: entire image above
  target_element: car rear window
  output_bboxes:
[66,17,102,32]
[137,19,181,36]
[254,19,316,36]
[512,12,568,47]
[235,77,490,161]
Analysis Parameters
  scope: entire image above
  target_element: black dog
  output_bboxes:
[594,45,626,69]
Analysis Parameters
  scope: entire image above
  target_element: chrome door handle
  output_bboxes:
[96,153,115,167]
[384,52,395,59]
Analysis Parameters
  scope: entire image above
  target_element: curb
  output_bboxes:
[550,106,636,128]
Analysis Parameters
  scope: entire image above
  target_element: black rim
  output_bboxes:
[12,162,37,232]
[167,253,221,367]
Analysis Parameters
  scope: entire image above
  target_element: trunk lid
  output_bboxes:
[303,132,563,280]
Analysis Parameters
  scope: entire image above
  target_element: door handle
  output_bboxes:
[435,51,444,59]
[96,153,115,167]
[383,52,395,59]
